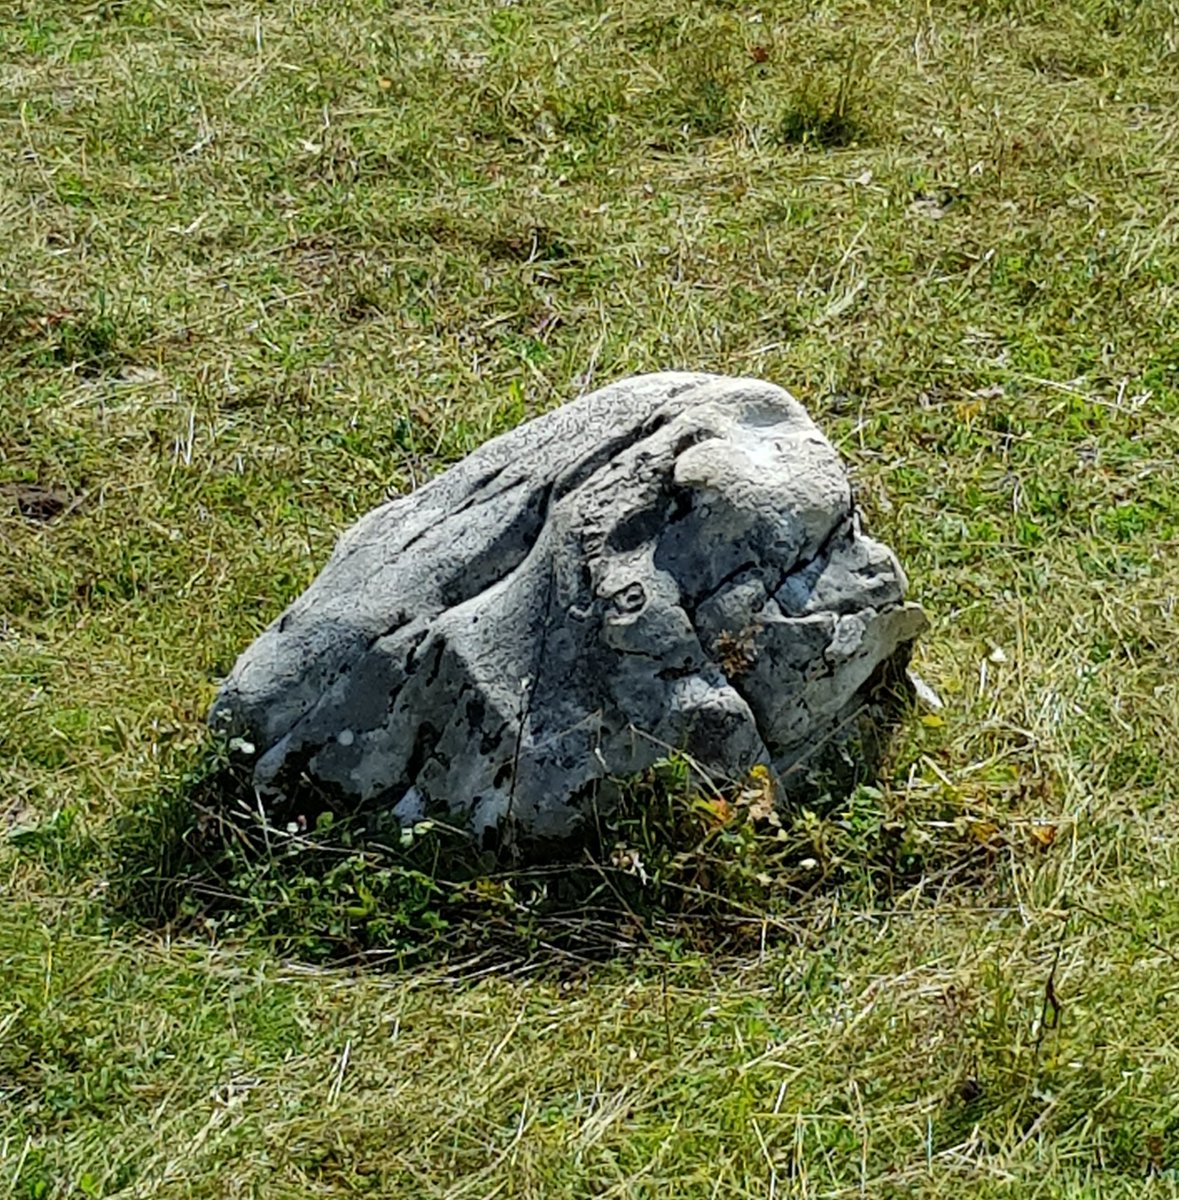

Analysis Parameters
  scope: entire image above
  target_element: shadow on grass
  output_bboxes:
[107,668,1002,978]
[108,751,775,978]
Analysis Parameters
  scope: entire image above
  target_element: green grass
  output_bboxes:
[3,0,1179,1194]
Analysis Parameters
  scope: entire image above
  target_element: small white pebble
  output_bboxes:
[908,671,944,711]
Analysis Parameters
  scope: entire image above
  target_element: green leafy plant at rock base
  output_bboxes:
[101,725,1061,995]
[3,0,1179,1193]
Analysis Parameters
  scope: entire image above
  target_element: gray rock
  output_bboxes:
[210,372,926,845]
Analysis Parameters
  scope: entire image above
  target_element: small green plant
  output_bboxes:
[599,756,997,937]
[654,44,741,139]
[7,804,97,878]
[775,49,876,148]
[110,745,476,964]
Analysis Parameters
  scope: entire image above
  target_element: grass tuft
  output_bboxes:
[774,44,880,149]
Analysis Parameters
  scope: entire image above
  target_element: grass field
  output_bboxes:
[3,0,1179,1195]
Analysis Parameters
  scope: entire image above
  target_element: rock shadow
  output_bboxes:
[105,661,980,981]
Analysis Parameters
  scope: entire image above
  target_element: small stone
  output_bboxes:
[908,670,944,712]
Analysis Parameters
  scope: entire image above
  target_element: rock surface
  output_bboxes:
[210,372,926,844]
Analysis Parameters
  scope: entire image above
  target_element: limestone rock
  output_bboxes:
[209,372,926,844]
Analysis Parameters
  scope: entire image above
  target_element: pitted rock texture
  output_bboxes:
[210,372,926,842]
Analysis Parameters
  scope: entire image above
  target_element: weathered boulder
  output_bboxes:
[210,372,925,846]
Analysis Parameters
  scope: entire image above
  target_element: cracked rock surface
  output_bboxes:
[210,372,926,842]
